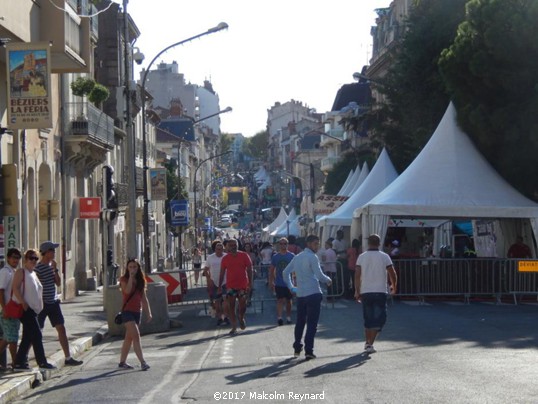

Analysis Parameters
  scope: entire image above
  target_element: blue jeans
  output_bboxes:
[294,293,323,355]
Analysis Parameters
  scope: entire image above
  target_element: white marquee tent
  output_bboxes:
[262,207,287,236]
[356,103,538,256]
[320,148,398,229]
[271,208,300,237]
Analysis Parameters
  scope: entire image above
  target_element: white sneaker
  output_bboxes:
[364,344,376,354]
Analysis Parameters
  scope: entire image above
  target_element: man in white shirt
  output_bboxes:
[203,241,228,326]
[332,230,348,296]
[355,234,397,354]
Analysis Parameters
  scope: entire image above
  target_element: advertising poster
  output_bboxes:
[7,42,52,129]
[149,168,167,200]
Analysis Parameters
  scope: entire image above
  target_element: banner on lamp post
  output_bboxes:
[6,42,52,129]
[149,168,167,200]
[170,200,189,226]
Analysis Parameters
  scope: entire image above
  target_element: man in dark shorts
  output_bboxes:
[35,241,83,366]
[203,241,229,326]
[218,239,253,335]
[355,234,398,354]
[269,237,295,326]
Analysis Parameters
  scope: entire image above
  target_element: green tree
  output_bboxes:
[163,159,188,227]
[219,133,233,152]
[242,130,269,160]
[366,0,467,172]
[439,0,538,200]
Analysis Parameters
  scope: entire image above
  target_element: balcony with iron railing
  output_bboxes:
[66,102,114,145]
[63,101,115,170]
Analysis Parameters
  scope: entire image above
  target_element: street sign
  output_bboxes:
[170,200,189,226]
[79,197,101,219]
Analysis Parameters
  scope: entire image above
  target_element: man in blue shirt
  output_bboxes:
[269,237,295,326]
[283,235,332,360]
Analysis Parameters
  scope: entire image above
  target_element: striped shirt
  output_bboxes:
[35,261,57,304]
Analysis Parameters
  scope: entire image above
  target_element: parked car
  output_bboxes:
[218,215,232,227]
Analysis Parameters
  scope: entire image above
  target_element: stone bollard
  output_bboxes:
[105,282,170,336]
[140,282,170,335]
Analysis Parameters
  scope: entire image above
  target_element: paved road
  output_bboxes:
[13,295,538,404]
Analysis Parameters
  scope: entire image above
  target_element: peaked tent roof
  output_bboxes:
[340,165,362,197]
[263,207,288,234]
[348,162,370,194]
[337,169,355,196]
[271,208,298,236]
[322,149,398,226]
[357,103,538,219]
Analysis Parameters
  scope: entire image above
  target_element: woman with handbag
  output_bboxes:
[12,249,55,370]
[118,259,152,371]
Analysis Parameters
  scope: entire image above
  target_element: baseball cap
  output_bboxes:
[40,241,60,253]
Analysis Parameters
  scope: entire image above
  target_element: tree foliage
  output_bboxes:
[242,130,269,160]
[439,0,538,200]
[324,153,361,195]
[367,0,468,172]
[163,159,188,229]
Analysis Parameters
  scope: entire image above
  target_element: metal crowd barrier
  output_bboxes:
[156,258,538,308]
[393,258,538,304]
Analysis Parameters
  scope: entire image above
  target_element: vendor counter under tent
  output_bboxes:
[356,103,538,257]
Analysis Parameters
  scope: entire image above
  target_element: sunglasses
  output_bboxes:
[27,256,39,261]
[10,256,22,260]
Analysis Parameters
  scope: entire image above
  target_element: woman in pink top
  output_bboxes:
[118,259,152,371]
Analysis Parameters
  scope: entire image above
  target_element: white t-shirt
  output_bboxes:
[260,247,273,265]
[206,253,226,285]
[0,264,16,305]
[356,249,393,294]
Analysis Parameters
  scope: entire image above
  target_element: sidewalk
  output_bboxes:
[0,289,108,404]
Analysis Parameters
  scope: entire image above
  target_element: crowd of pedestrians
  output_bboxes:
[0,242,83,372]
[192,228,398,360]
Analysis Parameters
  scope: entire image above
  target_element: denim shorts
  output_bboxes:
[121,310,141,325]
[361,293,388,331]
[0,317,21,343]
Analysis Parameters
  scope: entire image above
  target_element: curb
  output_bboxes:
[0,324,108,404]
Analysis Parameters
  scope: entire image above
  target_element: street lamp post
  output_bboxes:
[193,150,232,245]
[166,107,232,268]
[140,22,228,273]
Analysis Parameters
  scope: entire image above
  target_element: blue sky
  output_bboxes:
[126,0,390,136]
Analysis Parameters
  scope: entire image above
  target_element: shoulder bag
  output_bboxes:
[114,289,136,325]
[4,270,25,319]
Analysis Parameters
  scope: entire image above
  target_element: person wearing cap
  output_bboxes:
[35,241,83,366]
[355,234,398,354]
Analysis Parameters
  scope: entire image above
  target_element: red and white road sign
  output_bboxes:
[145,272,186,303]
